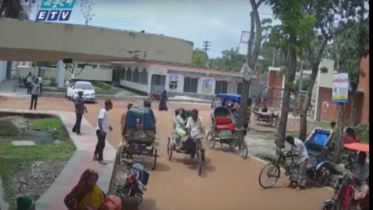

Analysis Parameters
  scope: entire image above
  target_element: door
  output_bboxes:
[151,74,166,93]
[112,67,121,86]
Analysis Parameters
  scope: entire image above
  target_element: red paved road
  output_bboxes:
[1,96,332,210]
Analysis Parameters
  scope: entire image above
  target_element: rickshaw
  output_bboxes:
[206,93,250,159]
[304,128,334,187]
[167,108,205,176]
[117,106,158,170]
[322,143,369,210]
[258,128,333,189]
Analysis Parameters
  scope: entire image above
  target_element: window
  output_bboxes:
[215,81,228,94]
[77,64,97,68]
[121,67,126,80]
[183,77,198,93]
[126,68,132,81]
[237,82,243,95]
[75,83,93,90]
[140,68,148,84]
[169,75,178,90]
[153,75,162,85]
[132,68,140,83]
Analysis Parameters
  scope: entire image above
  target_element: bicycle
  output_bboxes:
[258,148,296,189]
[231,127,249,159]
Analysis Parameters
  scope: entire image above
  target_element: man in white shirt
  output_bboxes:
[94,99,113,165]
[182,109,204,150]
[284,135,309,190]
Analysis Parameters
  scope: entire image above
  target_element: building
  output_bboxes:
[0,18,193,86]
[266,58,370,124]
[111,61,265,99]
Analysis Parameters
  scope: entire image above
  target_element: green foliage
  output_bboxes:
[208,48,246,71]
[0,0,26,18]
[294,77,312,91]
[191,48,205,67]
[92,81,113,90]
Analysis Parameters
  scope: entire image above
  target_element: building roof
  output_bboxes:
[111,61,241,76]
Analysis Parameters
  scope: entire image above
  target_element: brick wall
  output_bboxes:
[318,87,364,124]
[357,55,369,124]
[266,70,283,108]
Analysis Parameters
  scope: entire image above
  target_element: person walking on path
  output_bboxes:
[72,90,87,135]
[29,78,41,110]
[25,72,33,95]
[94,99,113,165]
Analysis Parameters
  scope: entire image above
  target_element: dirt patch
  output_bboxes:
[7,160,66,209]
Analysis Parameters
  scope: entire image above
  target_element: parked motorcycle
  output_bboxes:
[116,161,149,204]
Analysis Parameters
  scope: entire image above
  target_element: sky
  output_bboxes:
[29,0,280,58]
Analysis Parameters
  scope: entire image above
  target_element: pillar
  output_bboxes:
[56,60,65,88]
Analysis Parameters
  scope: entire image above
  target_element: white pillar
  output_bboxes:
[57,60,65,88]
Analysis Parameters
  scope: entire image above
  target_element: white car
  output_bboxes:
[66,81,96,102]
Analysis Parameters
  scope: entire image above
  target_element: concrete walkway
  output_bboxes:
[0,109,116,210]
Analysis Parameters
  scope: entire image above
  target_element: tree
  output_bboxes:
[0,0,24,18]
[298,0,334,141]
[236,0,265,130]
[80,0,95,25]
[191,48,205,67]
[265,0,315,147]
[208,48,246,71]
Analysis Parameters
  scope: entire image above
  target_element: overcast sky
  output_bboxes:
[30,0,280,58]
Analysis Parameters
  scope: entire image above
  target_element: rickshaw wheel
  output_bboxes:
[152,147,157,170]
[167,137,173,161]
[206,130,216,149]
[313,166,330,187]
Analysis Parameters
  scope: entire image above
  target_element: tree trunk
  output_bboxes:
[277,46,297,148]
[299,64,319,141]
[332,104,344,163]
[237,79,250,128]
[349,86,358,126]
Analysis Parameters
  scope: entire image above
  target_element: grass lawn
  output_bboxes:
[0,117,75,209]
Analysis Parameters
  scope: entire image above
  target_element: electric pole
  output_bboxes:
[202,41,210,67]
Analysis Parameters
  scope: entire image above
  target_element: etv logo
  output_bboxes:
[36,0,76,22]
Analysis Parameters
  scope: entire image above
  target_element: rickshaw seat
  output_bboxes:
[215,117,235,131]
[216,124,235,130]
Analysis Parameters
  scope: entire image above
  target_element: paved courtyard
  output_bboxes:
[0,96,332,210]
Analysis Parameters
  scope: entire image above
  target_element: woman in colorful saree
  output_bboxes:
[64,169,105,210]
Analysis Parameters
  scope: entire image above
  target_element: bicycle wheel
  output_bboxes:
[206,130,216,149]
[258,162,281,189]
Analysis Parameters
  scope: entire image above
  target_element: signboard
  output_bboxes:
[36,0,75,21]
[332,73,349,104]
[240,63,252,81]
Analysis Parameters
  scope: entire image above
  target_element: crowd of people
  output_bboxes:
[12,87,369,210]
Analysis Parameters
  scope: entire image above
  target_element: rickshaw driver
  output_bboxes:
[178,109,204,151]
[352,151,369,202]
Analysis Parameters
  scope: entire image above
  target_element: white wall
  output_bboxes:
[119,80,148,92]
[0,61,7,83]
[317,59,335,88]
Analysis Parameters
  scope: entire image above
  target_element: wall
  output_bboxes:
[0,61,7,84]
[118,64,149,94]
[317,87,364,124]
[357,55,369,124]
[317,59,335,88]
[0,18,194,63]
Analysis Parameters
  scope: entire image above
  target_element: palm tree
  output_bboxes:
[0,0,25,19]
